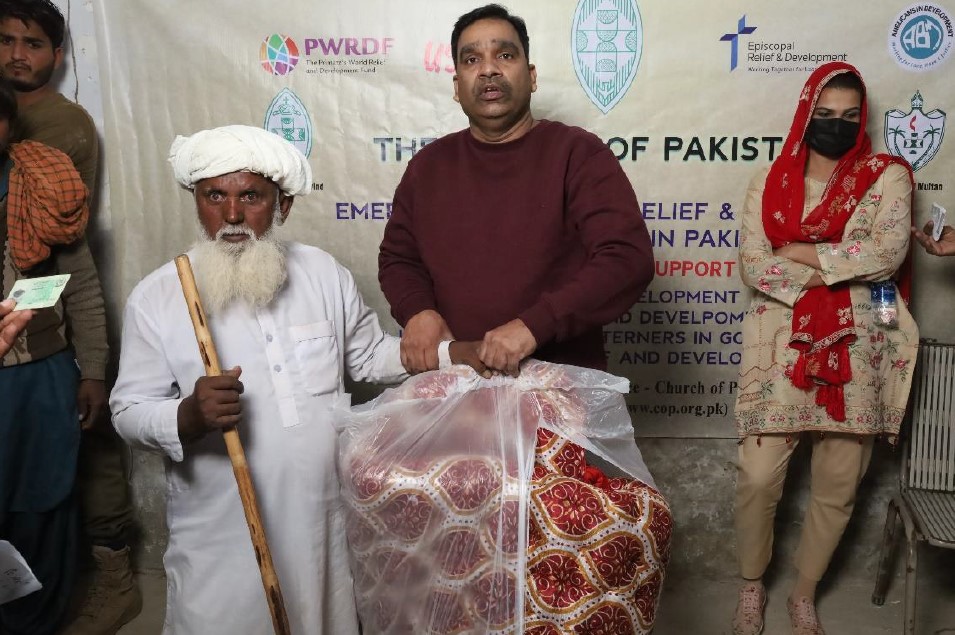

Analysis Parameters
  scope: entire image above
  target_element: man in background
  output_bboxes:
[0,76,104,635]
[0,2,140,632]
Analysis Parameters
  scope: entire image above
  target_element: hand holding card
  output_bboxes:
[5,274,71,310]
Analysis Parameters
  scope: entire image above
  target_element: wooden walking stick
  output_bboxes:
[174,254,291,635]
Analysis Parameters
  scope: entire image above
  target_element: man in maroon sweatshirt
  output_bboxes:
[379,3,653,376]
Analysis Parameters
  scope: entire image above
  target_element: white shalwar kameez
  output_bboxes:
[111,242,406,634]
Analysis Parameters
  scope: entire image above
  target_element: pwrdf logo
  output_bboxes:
[264,88,313,157]
[571,0,642,115]
[885,92,946,171]
[261,34,300,76]
[888,4,954,71]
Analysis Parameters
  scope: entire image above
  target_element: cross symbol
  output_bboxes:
[720,15,757,71]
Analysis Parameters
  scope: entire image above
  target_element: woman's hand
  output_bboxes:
[773,242,821,269]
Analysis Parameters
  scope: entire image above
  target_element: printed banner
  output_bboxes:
[93,0,954,437]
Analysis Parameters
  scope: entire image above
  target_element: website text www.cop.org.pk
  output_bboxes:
[628,402,729,417]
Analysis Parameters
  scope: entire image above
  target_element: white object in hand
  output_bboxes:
[931,203,947,241]
[437,340,452,369]
[0,540,42,606]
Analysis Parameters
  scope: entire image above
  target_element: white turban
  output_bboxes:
[168,125,312,196]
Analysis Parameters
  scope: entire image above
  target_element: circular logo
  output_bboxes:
[260,34,300,76]
[888,3,953,71]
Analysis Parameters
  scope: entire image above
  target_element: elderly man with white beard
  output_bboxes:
[109,125,466,634]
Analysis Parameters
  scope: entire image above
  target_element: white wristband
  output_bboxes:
[438,340,453,369]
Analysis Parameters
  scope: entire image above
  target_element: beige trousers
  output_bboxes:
[735,433,874,581]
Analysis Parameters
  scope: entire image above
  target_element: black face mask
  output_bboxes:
[805,118,860,159]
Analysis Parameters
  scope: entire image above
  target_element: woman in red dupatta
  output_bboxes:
[731,62,918,635]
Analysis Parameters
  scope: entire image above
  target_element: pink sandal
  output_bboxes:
[787,596,826,635]
[732,582,767,635]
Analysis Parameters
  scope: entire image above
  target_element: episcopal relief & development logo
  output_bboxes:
[889,3,954,71]
[263,88,313,158]
[885,92,946,172]
[720,15,848,74]
[260,34,300,76]
[720,15,756,71]
[571,0,642,115]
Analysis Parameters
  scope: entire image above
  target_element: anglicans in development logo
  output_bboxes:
[885,92,946,171]
[888,3,954,71]
[571,0,642,115]
[260,34,300,76]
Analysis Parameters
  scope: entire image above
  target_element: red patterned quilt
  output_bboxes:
[340,363,672,634]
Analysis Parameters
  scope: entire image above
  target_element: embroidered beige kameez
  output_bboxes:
[735,163,918,439]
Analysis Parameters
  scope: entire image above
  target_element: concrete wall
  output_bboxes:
[644,438,901,584]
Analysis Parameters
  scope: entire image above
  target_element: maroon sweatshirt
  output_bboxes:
[378,119,654,370]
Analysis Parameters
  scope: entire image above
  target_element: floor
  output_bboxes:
[116,566,955,634]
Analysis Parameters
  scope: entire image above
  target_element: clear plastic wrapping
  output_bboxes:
[337,361,672,634]
[870,281,899,329]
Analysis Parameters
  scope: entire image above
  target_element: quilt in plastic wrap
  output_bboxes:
[338,361,672,634]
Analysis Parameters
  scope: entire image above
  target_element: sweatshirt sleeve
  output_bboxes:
[517,143,654,346]
[378,162,438,326]
[56,236,108,380]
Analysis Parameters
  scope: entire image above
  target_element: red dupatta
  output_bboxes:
[761,62,912,422]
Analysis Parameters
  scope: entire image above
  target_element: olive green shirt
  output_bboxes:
[15,92,98,194]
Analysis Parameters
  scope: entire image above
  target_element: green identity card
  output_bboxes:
[6,274,71,310]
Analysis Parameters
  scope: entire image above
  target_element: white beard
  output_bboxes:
[190,213,288,315]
